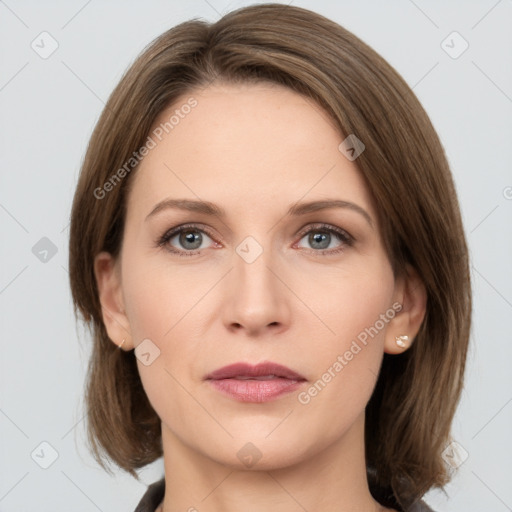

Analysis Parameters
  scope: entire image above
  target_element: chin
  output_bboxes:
[197,431,316,472]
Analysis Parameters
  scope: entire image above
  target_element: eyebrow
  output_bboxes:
[145,198,374,228]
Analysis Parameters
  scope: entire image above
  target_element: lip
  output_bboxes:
[206,362,307,403]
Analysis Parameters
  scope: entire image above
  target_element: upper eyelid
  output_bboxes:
[162,223,216,240]
[297,222,352,237]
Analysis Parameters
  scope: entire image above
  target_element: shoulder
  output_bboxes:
[133,478,165,512]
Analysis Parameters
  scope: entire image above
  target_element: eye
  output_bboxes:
[295,223,353,255]
[157,222,354,257]
[158,224,218,256]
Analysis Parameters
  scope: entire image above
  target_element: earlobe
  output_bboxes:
[94,251,134,350]
[384,263,427,355]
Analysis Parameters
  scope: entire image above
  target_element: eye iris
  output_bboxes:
[309,231,330,249]
[180,230,202,250]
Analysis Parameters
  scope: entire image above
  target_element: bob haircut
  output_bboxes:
[68,3,471,510]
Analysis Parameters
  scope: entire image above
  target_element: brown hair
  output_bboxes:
[69,3,471,509]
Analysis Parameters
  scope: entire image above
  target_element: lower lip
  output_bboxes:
[208,378,304,402]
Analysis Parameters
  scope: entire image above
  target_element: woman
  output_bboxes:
[68,4,471,511]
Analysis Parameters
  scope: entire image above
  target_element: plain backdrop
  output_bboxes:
[1,1,511,510]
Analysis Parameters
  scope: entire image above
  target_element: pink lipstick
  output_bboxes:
[205,362,306,403]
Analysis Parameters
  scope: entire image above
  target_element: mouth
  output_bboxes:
[205,362,307,403]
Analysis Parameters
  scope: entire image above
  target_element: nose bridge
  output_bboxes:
[234,235,279,303]
[223,233,289,332]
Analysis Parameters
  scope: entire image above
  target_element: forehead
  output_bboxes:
[127,82,376,223]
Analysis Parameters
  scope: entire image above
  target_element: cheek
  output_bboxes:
[294,261,395,423]
[120,258,202,433]
[304,259,396,353]
[119,251,205,403]
[121,250,203,342]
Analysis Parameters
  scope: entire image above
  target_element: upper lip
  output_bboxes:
[206,361,306,381]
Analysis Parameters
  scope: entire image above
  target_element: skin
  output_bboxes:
[95,82,427,512]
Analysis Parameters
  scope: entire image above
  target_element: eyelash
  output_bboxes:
[156,222,354,257]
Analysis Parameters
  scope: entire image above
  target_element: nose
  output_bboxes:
[221,243,291,337]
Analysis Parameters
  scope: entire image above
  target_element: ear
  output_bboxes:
[384,263,427,355]
[93,251,134,351]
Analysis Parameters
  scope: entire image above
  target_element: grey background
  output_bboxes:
[1,0,511,510]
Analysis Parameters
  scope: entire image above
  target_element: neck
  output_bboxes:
[157,412,394,512]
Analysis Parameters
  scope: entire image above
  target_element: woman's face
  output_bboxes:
[103,82,408,469]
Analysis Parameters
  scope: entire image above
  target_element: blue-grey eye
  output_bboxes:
[171,229,210,251]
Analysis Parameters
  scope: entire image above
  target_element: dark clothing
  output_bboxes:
[133,478,435,511]
[133,478,165,512]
